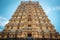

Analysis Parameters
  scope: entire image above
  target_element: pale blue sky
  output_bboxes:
[0,0,60,33]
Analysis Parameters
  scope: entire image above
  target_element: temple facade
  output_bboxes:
[0,1,60,40]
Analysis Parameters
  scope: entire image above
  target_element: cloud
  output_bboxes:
[44,6,60,14]
[0,16,9,31]
[0,17,7,20]
[0,16,9,26]
[52,6,60,11]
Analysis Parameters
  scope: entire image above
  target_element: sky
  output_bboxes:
[0,0,60,33]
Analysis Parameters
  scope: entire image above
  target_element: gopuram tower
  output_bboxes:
[0,0,60,40]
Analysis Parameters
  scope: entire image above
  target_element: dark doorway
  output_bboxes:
[26,33,34,40]
[28,33,32,37]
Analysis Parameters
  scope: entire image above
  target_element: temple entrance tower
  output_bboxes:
[0,0,60,40]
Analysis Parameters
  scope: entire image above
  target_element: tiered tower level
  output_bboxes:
[0,1,60,40]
